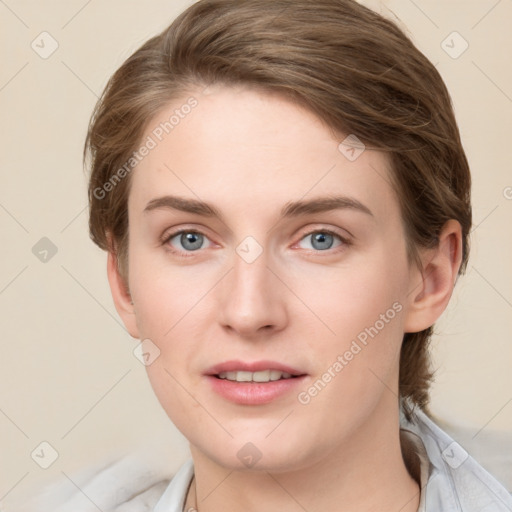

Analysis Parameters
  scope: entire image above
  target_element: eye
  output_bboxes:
[167,231,211,252]
[297,231,344,251]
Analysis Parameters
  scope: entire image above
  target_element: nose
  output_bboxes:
[216,251,288,338]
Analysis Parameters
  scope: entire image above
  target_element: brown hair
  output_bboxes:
[85,0,472,420]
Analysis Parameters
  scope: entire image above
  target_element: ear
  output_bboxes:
[107,250,140,338]
[403,219,463,333]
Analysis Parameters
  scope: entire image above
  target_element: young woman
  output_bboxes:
[79,0,512,510]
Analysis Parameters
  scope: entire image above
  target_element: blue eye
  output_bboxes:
[169,231,208,251]
[298,231,343,251]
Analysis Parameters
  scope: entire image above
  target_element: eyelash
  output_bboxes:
[161,228,351,257]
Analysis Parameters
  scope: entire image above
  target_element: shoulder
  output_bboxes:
[12,450,176,512]
[400,404,512,511]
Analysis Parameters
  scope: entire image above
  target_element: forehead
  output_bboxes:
[129,85,399,223]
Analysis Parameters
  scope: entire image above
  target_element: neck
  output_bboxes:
[187,399,420,512]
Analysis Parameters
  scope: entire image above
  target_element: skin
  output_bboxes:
[108,85,462,512]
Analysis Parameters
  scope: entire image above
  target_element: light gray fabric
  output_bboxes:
[400,407,512,511]
[435,415,512,493]
[10,451,173,512]
[153,460,194,512]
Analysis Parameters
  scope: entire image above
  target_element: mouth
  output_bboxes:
[215,369,298,382]
[205,360,307,405]
[205,359,305,380]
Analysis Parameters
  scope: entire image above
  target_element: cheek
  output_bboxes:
[290,250,408,343]
[129,258,210,433]
[289,246,409,411]
[127,250,217,399]
[292,267,406,439]
[128,248,210,338]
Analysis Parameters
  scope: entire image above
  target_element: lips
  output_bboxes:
[204,360,307,405]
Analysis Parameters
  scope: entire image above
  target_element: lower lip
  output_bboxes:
[206,375,307,405]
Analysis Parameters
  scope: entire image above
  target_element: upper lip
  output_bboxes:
[205,360,306,376]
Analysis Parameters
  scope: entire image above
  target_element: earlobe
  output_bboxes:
[403,220,463,333]
[107,251,140,338]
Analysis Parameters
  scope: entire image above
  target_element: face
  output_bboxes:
[115,85,426,471]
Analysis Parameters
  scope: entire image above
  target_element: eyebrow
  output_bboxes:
[143,194,373,219]
[144,196,222,217]
[282,196,373,217]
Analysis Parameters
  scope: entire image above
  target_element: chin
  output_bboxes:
[190,430,322,474]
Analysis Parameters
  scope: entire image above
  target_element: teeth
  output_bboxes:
[253,370,270,382]
[217,370,294,382]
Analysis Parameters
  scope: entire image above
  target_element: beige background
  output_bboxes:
[1,0,511,506]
